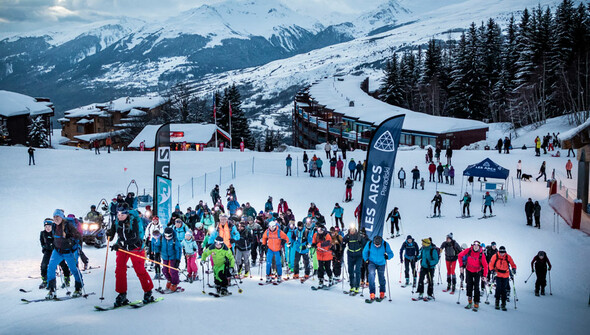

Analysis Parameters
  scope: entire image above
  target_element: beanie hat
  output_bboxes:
[447,232,453,240]
[44,218,53,226]
[499,246,506,252]
[215,236,224,243]
[373,236,383,246]
[53,209,66,220]
[164,227,174,238]
[422,238,431,247]
[406,235,413,240]
[185,232,193,239]
[491,241,496,246]
[175,204,180,211]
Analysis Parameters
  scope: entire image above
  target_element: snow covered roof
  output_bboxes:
[107,96,166,113]
[127,108,148,117]
[74,129,127,142]
[307,76,489,134]
[63,104,108,118]
[559,117,590,142]
[76,119,94,125]
[128,124,231,148]
[0,90,53,117]
[57,117,68,122]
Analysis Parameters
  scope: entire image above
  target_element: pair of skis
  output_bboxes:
[22,292,95,304]
[94,297,164,311]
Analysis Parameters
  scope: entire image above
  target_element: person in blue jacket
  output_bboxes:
[400,235,419,287]
[227,196,240,216]
[286,154,292,176]
[330,203,344,229]
[348,159,356,178]
[150,229,162,280]
[208,214,240,251]
[416,238,440,300]
[161,227,182,292]
[46,209,84,299]
[316,157,324,177]
[285,221,297,272]
[292,221,314,280]
[362,235,394,302]
[483,191,494,216]
[265,196,273,213]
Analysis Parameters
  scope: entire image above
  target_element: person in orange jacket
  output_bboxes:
[566,159,573,179]
[488,246,516,311]
[312,224,333,288]
[261,221,289,283]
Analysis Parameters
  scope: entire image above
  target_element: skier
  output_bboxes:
[362,236,394,302]
[308,202,320,217]
[312,224,333,288]
[534,136,541,156]
[435,145,441,162]
[443,164,450,184]
[303,151,309,172]
[309,158,317,177]
[329,156,337,177]
[107,204,155,306]
[449,166,455,185]
[235,222,252,277]
[489,246,516,310]
[149,229,162,279]
[210,185,220,205]
[226,184,236,201]
[345,177,354,202]
[428,162,436,182]
[566,159,573,179]
[531,251,552,296]
[431,191,442,217]
[292,221,312,280]
[400,235,419,287]
[416,238,439,300]
[411,166,420,189]
[336,156,344,178]
[265,196,273,213]
[385,207,401,238]
[330,203,344,229]
[249,217,263,266]
[160,227,181,292]
[458,241,488,311]
[398,167,406,188]
[261,221,289,283]
[525,198,534,226]
[533,201,541,229]
[330,227,344,282]
[105,136,112,153]
[201,236,235,295]
[39,218,71,289]
[181,232,199,282]
[440,233,462,293]
[437,163,444,183]
[536,161,547,182]
[316,157,324,177]
[45,210,84,299]
[277,198,289,214]
[483,192,494,216]
[348,158,356,178]
[227,196,240,216]
[109,198,118,225]
[342,225,367,294]
[200,209,215,230]
[93,139,100,154]
[208,214,239,250]
[460,192,471,217]
[286,154,292,176]
[28,146,35,165]
[144,216,162,274]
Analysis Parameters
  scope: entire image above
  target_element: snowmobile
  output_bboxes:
[82,199,108,248]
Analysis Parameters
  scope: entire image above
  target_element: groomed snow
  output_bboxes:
[0,123,588,334]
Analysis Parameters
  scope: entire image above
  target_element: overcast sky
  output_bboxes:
[0,0,387,33]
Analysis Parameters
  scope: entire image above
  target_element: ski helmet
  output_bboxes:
[164,227,174,239]
[269,221,278,229]
[185,232,193,240]
[215,236,224,248]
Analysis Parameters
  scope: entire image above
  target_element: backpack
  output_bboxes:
[463,248,484,270]
[114,209,144,241]
[366,241,388,259]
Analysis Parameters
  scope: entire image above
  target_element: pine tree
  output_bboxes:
[221,84,254,149]
[481,18,503,121]
[448,32,470,118]
[497,15,519,124]
[380,53,404,106]
[421,38,444,115]
[27,116,49,148]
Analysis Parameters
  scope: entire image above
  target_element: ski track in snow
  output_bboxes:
[0,130,589,333]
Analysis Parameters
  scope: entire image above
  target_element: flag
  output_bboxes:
[213,100,217,119]
[360,115,405,241]
[153,123,171,224]
[229,102,232,118]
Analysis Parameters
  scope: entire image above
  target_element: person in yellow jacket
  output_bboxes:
[201,236,235,296]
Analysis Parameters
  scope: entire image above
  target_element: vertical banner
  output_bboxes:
[153,123,171,220]
[360,115,405,241]
[156,176,172,226]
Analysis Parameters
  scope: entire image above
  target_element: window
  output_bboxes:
[77,125,84,133]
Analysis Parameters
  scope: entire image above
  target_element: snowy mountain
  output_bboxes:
[0,0,568,132]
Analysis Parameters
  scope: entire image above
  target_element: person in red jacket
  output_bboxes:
[354,204,361,226]
[428,162,436,182]
[308,202,320,217]
[277,198,289,214]
[566,159,573,179]
[312,225,333,288]
[488,246,516,311]
[336,157,344,178]
[458,241,488,311]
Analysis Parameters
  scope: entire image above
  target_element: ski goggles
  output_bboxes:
[44,219,53,226]
[472,241,481,246]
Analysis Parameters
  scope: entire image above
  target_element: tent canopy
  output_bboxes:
[462,158,509,180]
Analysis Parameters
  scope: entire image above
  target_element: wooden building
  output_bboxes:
[293,76,489,150]
[0,90,54,146]
[128,124,231,151]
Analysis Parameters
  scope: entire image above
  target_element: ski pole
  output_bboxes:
[399,261,403,283]
[548,270,552,295]
[484,280,490,305]
[117,249,180,271]
[230,271,244,293]
[456,274,464,304]
[385,261,392,302]
[201,263,206,294]
[511,276,518,309]
[59,267,70,296]
[99,237,111,301]
[524,271,534,284]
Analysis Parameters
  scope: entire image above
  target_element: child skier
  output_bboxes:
[345,177,354,202]
[312,224,333,288]
[483,192,494,216]
[386,207,401,238]
[330,227,344,282]
[193,222,206,257]
[39,218,71,289]
[201,236,236,296]
[531,251,552,296]
[488,246,516,310]
[161,227,182,292]
[150,229,162,280]
[458,241,488,311]
[416,238,439,300]
[439,233,462,293]
[362,236,394,302]
[400,235,419,287]
[181,232,199,282]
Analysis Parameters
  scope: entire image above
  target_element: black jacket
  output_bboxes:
[525,201,534,215]
[52,220,81,253]
[343,232,368,256]
[40,230,54,253]
[236,228,253,251]
[107,215,143,251]
[440,240,462,262]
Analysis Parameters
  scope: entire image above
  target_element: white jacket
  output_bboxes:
[331,144,338,152]
[145,221,163,241]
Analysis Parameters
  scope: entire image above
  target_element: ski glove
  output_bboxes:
[174,260,180,268]
[512,269,516,275]
[111,243,119,252]
[384,253,389,260]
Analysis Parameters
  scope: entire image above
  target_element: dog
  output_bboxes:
[521,173,532,181]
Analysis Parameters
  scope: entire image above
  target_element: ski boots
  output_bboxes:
[473,303,479,311]
[369,293,375,301]
[143,290,154,304]
[39,277,47,289]
[72,290,83,298]
[170,284,178,292]
[380,292,385,300]
[46,290,57,300]
[495,300,500,310]
[114,293,129,307]
[276,277,282,284]
[266,276,272,283]
[318,279,325,289]
[62,276,71,288]
[293,274,299,279]
[541,288,545,296]
[329,277,334,286]
[220,288,229,296]
[501,303,507,311]
[451,284,456,293]
[465,299,473,309]
[166,281,172,290]
[446,283,451,291]
[405,278,409,286]
[82,263,89,271]
[535,291,540,296]
[244,271,250,277]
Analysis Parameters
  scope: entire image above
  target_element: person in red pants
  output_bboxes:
[336,157,344,178]
[439,233,462,293]
[107,204,154,307]
[345,177,354,202]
